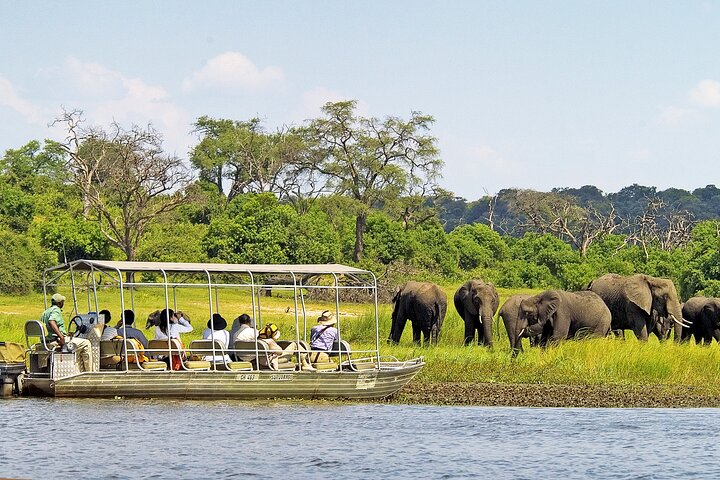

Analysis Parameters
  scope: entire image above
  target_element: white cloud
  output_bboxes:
[690,79,720,108]
[655,106,699,126]
[181,52,283,93]
[45,57,190,155]
[0,75,44,124]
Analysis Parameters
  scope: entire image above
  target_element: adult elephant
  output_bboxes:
[518,290,612,344]
[498,294,537,354]
[587,273,689,341]
[681,297,720,345]
[454,279,500,346]
[388,281,447,346]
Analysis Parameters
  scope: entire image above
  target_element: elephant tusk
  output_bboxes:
[670,314,692,328]
[517,328,526,340]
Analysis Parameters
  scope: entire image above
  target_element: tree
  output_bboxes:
[191,116,320,209]
[305,100,442,262]
[509,189,618,256]
[625,196,695,259]
[53,110,193,261]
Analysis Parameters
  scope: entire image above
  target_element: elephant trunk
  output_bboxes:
[667,300,689,343]
[480,306,494,347]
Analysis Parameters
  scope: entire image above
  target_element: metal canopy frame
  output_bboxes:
[41,260,381,372]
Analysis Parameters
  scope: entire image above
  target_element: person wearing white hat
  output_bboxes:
[309,310,339,363]
[39,293,93,372]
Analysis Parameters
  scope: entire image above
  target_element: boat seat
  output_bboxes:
[128,360,167,370]
[146,339,210,371]
[99,339,124,368]
[233,340,297,371]
[124,340,167,371]
[24,320,54,352]
[189,340,252,371]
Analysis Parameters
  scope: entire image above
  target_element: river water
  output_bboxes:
[1,398,718,479]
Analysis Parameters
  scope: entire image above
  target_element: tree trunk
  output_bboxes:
[353,212,367,262]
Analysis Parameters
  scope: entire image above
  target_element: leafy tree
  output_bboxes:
[305,100,442,262]
[448,223,509,270]
[0,230,56,294]
[363,213,411,265]
[138,221,208,263]
[678,221,720,298]
[0,140,68,193]
[406,220,459,277]
[0,183,34,232]
[35,215,111,261]
[191,116,317,208]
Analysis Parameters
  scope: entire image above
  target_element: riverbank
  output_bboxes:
[389,382,720,408]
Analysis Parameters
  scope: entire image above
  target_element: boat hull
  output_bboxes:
[23,362,424,400]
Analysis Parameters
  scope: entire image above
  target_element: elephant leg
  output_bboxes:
[412,323,422,345]
[632,322,649,341]
[463,315,476,346]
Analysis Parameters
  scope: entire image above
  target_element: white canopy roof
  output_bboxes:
[47,260,371,276]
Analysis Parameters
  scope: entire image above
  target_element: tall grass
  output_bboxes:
[3,286,720,392]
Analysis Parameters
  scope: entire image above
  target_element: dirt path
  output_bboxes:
[386,382,720,408]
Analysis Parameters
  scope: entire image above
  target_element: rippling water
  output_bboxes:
[2,398,720,479]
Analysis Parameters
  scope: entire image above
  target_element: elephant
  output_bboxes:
[587,273,690,341]
[681,297,720,345]
[388,281,447,346]
[454,279,500,346]
[498,294,540,354]
[518,290,612,344]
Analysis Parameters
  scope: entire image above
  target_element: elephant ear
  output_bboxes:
[539,291,561,325]
[624,279,652,315]
[392,286,402,303]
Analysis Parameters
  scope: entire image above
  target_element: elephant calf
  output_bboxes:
[518,290,612,344]
[681,297,720,345]
[388,281,447,346]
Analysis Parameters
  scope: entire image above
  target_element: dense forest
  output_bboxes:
[2,102,720,301]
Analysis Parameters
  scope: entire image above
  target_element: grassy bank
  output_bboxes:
[3,286,720,400]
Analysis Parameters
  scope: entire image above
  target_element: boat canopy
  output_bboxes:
[45,260,371,276]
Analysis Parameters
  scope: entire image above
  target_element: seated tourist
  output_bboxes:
[152,308,193,341]
[116,310,148,348]
[100,309,118,341]
[231,314,259,361]
[309,310,339,363]
[258,323,315,371]
[201,313,231,363]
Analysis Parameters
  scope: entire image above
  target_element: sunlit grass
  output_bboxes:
[3,285,720,393]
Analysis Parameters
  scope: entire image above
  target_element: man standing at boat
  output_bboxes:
[40,293,93,372]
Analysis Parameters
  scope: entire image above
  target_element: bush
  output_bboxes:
[0,231,56,294]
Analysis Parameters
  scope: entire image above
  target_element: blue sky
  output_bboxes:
[2,1,720,200]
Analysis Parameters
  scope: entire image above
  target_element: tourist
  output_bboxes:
[231,314,258,361]
[99,309,118,341]
[309,310,339,363]
[258,323,315,371]
[40,293,93,372]
[152,308,193,341]
[116,310,148,348]
[201,313,231,363]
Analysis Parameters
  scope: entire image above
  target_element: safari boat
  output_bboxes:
[22,260,424,400]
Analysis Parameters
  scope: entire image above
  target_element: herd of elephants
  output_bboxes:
[387,274,720,351]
